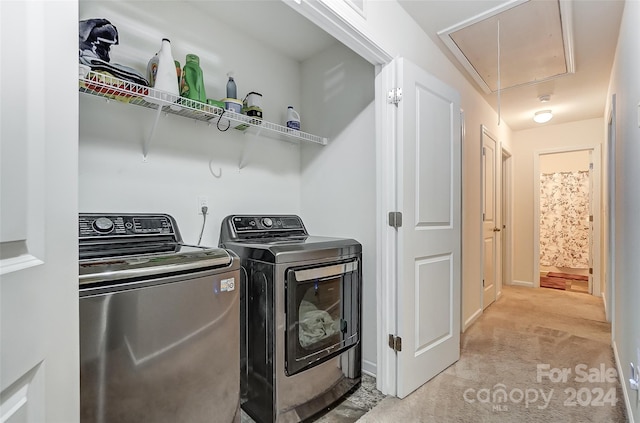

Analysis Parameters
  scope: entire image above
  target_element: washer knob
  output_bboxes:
[92,217,114,234]
[261,217,273,228]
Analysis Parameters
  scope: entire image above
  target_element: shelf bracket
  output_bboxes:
[142,103,163,161]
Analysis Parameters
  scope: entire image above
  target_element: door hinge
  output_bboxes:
[388,334,402,352]
[483,279,485,287]
[387,88,402,105]
[389,211,403,229]
[483,146,486,156]
[590,162,594,170]
[589,215,594,222]
[589,268,593,275]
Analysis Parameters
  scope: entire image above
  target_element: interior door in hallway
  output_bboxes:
[393,57,461,398]
[482,127,499,309]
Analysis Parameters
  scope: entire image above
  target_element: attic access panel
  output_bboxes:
[438,0,574,94]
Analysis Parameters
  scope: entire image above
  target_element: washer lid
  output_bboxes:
[79,245,233,285]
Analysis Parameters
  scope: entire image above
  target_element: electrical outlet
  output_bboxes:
[198,196,209,215]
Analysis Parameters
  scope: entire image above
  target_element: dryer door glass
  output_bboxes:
[285,259,359,376]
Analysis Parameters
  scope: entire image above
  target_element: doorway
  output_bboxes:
[534,146,602,297]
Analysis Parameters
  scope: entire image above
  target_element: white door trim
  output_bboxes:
[605,95,616,330]
[375,61,397,394]
[533,145,602,296]
[286,0,392,66]
[501,145,513,290]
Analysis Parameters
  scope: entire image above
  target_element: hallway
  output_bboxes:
[359,285,627,422]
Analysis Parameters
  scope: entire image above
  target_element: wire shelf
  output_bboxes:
[78,70,328,146]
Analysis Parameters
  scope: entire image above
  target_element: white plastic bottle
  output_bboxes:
[151,38,180,101]
[286,106,300,130]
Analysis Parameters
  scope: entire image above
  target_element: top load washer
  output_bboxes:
[219,215,362,423]
[79,213,241,423]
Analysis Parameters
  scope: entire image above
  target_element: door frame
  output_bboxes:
[533,145,602,296]
[501,146,513,290]
[605,95,616,329]
[375,60,397,395]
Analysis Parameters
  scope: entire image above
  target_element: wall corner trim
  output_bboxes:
[463,308,483,332]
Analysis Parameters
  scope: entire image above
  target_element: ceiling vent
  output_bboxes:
[437,0,575,94]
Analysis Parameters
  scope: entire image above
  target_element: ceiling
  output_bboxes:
[200,1,337,62]
[194,0,623,132]
[397,0,625,131]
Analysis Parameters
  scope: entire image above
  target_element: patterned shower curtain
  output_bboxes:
[539,171,590,268]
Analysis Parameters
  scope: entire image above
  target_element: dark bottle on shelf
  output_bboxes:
[226,74,237,99]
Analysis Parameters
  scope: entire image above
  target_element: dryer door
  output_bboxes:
[284,259,360,376]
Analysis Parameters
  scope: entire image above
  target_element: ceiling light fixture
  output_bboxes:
[534,110,553,123]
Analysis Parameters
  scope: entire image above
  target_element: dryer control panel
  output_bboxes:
[221,215,307,240]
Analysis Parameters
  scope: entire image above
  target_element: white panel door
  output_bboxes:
[0,2,79,422]
[395,58,461,398]
[481,127,498,309]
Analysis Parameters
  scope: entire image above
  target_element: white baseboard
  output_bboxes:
[463,308,483,332]
[362,359,376,377]
[511,280,534,288]
[613,340,635,423]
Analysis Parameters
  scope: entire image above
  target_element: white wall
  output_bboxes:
[79,96,302,246]
[511,118,603,285]
[606,1,640,421]
[299,43,376,374]
[79,0,305,245]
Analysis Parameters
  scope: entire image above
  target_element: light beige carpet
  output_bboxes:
[359,285,628,423]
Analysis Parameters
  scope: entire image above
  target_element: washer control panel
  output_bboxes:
[79,213,176,238]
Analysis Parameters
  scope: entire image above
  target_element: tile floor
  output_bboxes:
[241,374,385,423]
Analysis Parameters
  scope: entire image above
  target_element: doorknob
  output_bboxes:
[493,227,501,232]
